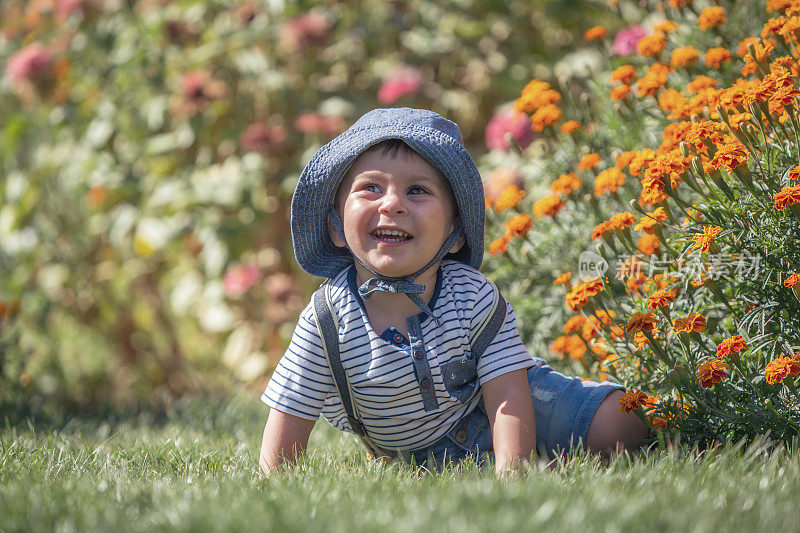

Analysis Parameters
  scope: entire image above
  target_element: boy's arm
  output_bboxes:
[482,368,536,475]
[259,408,316,476]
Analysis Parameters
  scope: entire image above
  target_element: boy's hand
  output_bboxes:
[259,408,316,476]
[482,368,536,475]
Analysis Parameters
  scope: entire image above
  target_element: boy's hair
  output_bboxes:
[363,138,420,159]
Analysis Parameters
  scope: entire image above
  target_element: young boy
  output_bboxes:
[259,108,648,475]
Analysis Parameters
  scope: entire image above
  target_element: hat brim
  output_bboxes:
[291,118,484,279]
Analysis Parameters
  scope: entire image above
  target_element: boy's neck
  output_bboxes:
[354,265,440,336]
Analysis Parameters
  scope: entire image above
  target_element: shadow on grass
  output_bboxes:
[0,387,267,438]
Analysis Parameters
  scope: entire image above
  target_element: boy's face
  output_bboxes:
[332,148,462,281]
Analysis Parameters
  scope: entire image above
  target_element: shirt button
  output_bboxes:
[420,379,431,388]
[394,335,403,343]
[414,350,424,360]
[455,429,468,444]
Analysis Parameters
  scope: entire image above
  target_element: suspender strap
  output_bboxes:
[312,283,386,458]
[470,285,507,362]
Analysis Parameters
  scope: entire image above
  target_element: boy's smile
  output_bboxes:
[332,148,462,284]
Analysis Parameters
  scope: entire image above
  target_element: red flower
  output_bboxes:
[485,108,535,152]
[223,264,261,297]
[377,65,422,105]
[5,42,53,84]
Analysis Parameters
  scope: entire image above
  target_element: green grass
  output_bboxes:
[2,394,799,532]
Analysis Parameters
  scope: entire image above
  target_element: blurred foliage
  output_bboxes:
[0,0,613,406]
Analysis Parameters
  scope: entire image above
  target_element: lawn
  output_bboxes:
[1,393,798,532]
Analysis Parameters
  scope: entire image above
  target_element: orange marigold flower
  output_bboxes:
[619,390,648,413]
[638,234,661,255]
[584,26,607,40]
[637,63,671,97]
[698,6,726,30]
[705,47,733,69]
[654,20,679,33]
[697,359,729,388]
[637,33,667,57]
[647,288,677,310]
[773,184,800,210]
[686,75,718,94]
[493,185,526,211]
[594,168,625,197]
[530,104,562,131]
[611,65,637,85]
[578,153,602,171]
[559,120,581,134]
[634,207,669,234]
[765,355,800,384]
[691,226,723,253]
[564,315,586,334]
[716,335,748,359]
[591,220,611,241]
[669,0,689,7]
[581,310,616,340]
[673,312,707,333]
[629,149,657,176]
[626,311,658,334]
[658,89,688,118]
[710,141,749,171]
[671,46,700,68]
[789,166,800,181]
[616,150,638,170]
[515,79,561,113]
[608,211,637,231]
[762,16,788,38]
[533,194,565,218]
[554,272,572,286]
[784,273,800,287]
[504,213,533,237]
[610,84,631,100]
[489,235,510,255]
[551,172,582,195]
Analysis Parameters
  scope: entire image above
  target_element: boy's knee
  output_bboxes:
[586,389,649,453]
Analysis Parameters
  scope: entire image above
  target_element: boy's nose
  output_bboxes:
[378,189,407,215]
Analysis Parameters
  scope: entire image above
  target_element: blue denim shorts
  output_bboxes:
[393,361,624,466]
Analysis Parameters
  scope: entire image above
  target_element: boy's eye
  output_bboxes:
[408,186,428,195]
[363,184,380,192]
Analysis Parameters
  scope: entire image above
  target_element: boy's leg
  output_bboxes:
[526,362,649,458]
[585,389,649,454]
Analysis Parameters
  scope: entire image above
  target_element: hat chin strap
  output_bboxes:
[328,208,461,326]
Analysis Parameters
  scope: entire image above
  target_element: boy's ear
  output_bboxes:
[449,219,466,254]
[328,218,347,248]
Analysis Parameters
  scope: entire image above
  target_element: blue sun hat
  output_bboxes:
[290,107,485,320]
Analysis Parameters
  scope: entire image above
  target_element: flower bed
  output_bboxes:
[484,0,800,445]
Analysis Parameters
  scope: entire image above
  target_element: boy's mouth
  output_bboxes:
[371,229,413,243]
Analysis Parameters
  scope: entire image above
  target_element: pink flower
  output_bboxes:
[55,0,84,19]
[5,42,53,83]
[280,11,331,53]
[223,264,261,297]
[613,26,647,56]
[377,66,422,105]
[294,112,345,137]
[484,108,535,152]
[180,70,225,114]
[240,123,287,154]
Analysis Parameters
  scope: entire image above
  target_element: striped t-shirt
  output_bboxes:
[261,260,540,451]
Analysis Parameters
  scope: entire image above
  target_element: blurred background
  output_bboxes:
[0,0,619,409]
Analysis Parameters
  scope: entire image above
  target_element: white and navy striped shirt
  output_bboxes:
[262,260,539,451]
